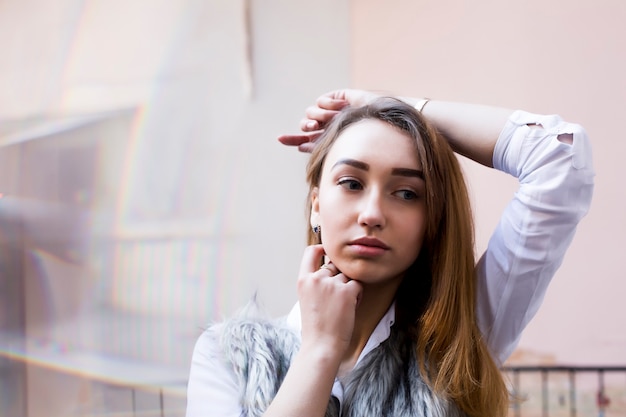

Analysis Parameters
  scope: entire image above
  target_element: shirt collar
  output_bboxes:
[285,301,396,365]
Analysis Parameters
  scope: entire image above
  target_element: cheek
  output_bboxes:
[318,189,351,227]
[318,201,351,256]
[319,211,349,245]
[405,214,427,256]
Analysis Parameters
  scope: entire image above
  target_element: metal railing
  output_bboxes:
[503,366,626,417]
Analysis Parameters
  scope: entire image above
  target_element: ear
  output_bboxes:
[310,187,320,227]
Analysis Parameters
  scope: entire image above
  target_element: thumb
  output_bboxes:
[318,90,350,110]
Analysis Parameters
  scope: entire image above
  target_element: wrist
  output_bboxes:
[299,339,343,368]
[397,96,430,113]
[414,98,431,113]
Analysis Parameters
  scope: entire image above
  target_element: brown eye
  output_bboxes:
[394,190,418,201]
[338,179,363,191]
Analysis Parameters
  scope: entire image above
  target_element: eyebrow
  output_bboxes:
[332,158,424,179]
[391,167,424,179]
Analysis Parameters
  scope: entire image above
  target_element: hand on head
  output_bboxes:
[297,244,363,357]
[277,89,380,153]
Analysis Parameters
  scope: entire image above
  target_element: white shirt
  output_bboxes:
[186,111,595,417]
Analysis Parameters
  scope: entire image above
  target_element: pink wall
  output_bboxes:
[352,0,626,365]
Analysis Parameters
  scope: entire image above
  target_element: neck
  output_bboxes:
[338,280,400,376]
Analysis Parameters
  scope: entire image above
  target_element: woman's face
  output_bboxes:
[311,119,427,286]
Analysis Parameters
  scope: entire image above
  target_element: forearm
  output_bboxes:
[263,346,339,417]
[475,110,594,362]
[400,97,514,167]
[279,89,513,161]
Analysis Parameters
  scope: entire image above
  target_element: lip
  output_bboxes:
[349,236,390,249]
[347,237,390,257]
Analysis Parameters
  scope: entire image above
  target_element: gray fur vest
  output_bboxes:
[217,309,465,417]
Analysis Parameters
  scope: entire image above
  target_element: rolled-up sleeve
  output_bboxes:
[476,110,595,365]
[186,326,242,417]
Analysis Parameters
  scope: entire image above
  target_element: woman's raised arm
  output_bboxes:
[278,90,595,364]
[278,89,514,167]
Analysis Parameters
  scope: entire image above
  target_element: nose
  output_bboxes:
[357,189,385,229]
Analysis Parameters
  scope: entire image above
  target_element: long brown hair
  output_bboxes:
[305,98,508,417]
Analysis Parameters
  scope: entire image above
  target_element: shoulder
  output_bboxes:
[218,304,301,370]
[187,304,300,417]
[194,303,299,363]
[187,323,241,417]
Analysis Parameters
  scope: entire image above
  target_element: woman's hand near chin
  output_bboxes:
[297,244,363,361]
[277,89,380,153]
[262,245,362,417]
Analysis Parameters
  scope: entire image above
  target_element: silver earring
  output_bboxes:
[313,224,321,234]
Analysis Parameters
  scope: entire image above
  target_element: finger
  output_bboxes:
[344,279,364,307]
[317,94,350,111]
[300,118,319,132]
[298,142,317,153]
[318,261,338,277]
[305,106,341,127]
[321,89,351,103]
[277,131,322,147]
[277,133,308,147]
[298,244,325,277]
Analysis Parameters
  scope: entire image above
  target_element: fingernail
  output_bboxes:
[306,121,316,129]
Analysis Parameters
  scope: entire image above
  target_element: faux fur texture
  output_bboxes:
[218,308,464,417]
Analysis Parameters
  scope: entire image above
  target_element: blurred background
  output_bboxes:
[0,1,624,416]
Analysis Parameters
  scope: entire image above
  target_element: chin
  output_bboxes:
[336,264,402,284]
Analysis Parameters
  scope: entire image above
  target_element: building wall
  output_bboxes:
[1,0,624,415]
[1,1,351,415]
[2,0,352,318]
[351,0,626,365]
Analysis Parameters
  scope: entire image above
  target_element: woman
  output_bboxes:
[186,91,594,417]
